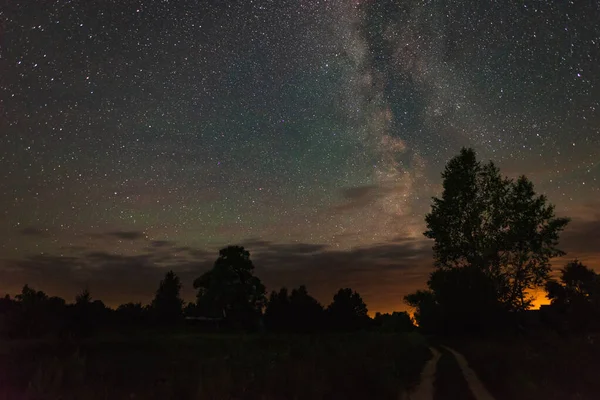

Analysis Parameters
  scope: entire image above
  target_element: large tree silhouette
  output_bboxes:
[406,148,569,334]
[193,246,266,329]
[151,270,184,325]
[423,148,568,311]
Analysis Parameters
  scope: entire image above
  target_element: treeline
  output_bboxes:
[0,249,414,339]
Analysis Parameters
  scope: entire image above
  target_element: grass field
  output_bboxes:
[452,333,600,400]
[0,332,431,400]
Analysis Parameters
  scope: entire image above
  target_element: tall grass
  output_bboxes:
[451,332,600,400]
[0,332,430,400]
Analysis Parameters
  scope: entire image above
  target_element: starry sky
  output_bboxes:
[1,0,599,312]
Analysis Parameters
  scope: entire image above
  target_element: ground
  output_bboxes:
[0,332,430,400]
[450,333,600,400]
[3,331,598,400]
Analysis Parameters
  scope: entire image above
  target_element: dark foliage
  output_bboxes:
[373,311,415,333]
[8,285,64,338]
[0,247,389,338]
[412,267,504,335]
[193,246,266,330]
[264,285,325,332]
[406,148,569,335]
[424,148,568,311]
[545,260,600,332]
[115,302,150,328]
[327,288,370,331]
[151,270,184,325]
[70,289,110,338]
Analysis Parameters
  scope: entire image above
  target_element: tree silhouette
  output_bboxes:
[404,290,439,333]
[75,288,92,305]
[289,285,324,332]
[151,270,184,325]
[13,285,61,338]
[264,286,324,332]
[115,303,150,329]
[116,302,149,328]
[407,266,503,334]
[373,311,415,333]
[327,288,369,331]
[71,289,109,337]
[183,302,200,318]
[423,148,568,311]
[264,287,291,331]
[193,246,266,330]
[16,284,48,304]
[545,260,600,331]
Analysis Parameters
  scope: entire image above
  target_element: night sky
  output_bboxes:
[1,0,599,312]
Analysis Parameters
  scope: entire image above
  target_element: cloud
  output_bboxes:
[18,227,50,237]
[149,240,174,248]
[560,217,600,255]
[250,239,432,313]
[241,239,329,256]
[0,237,433,313]
[104,230,147,240]
[342,185,380,201]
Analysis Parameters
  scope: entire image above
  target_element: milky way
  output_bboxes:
[1,1,599,311]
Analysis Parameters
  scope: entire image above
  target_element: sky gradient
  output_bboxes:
[1,0,599,312]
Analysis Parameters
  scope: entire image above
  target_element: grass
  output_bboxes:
[0,332,431,400]
[450,332,600,400]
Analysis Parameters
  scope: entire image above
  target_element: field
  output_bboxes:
[0,332,431,400]
[451,333,600,400]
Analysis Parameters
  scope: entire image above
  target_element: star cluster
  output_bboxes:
[1,0,599,312]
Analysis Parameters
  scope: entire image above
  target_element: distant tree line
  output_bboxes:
[0,246,414,339]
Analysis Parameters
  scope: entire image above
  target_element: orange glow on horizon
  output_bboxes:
[530,289,551,309]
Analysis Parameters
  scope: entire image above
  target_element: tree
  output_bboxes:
[264,286,324,332]
[404,290,439,333]
[75,289,92,305]
[70,289,109,337]
[405,266,503,334]
[373,311,415,333]
[545,260,600,331]
[116,302,149,328]
[327,288,369,331]
[289,285,324,332]
[424,148,569,311]
[183,302,199,318]
[151,270,184,325]
[264,287,291,331]
[13,285,66,338]
[193,246,266,329]
[16,284,48,304]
